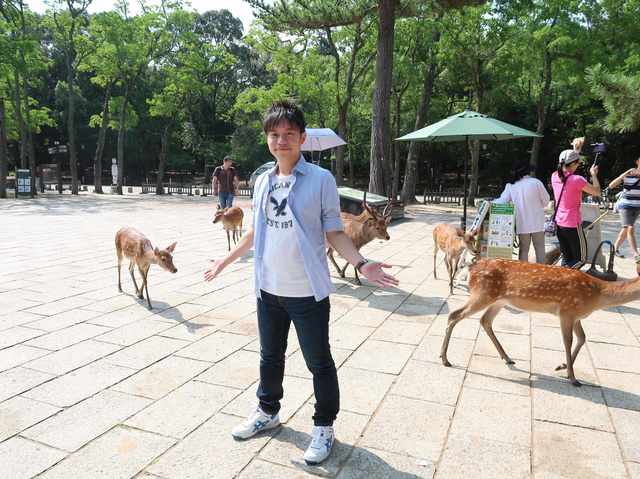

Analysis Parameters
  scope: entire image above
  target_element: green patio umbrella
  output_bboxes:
[396,108,543,230]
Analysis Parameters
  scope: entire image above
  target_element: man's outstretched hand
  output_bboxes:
[360,261,399,288]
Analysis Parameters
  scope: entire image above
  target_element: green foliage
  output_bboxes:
[587,65,640,133]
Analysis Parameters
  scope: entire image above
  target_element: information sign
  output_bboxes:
[486,203,515,259]
[16,169,31,196]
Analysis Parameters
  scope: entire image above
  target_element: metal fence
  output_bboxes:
[423,189,463,205]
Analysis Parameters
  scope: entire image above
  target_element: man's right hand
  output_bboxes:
[204,257,226,282]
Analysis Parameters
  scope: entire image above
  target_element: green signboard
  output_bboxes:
[487,203,515,259]
[16,169,31,196]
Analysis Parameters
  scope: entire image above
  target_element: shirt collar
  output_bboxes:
[267,154,308,178]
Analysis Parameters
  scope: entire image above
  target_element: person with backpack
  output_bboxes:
[608,156,640,262]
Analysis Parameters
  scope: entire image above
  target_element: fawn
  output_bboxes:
[213,205,244,251]
[327,200,392,285]
[115,227,177,310]
[433,223,480,293]
[440,258,640,387]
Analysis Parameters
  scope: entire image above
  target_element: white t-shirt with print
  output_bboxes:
[260,173,314,297]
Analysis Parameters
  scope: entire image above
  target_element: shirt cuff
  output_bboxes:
[322,216,344,233]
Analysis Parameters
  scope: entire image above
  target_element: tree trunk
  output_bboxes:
[22,69,36,198]
[530,47,552,166]
[368,0,395,197]
[335,104,347,186]
[348,138,356,188]
[94,81,113,194]
[0,99,7,199]
[13,71,27,169]
[116,67,143,195]
[156,112,178,195]
[116,84,131,195]
[468,65,484,206]
[392,92,402,199]
[401,22,440,205]
[66,42,78,195]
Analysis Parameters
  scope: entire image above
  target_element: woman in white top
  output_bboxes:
[496,159,550,263]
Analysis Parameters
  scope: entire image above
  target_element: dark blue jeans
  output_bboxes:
[218,191,234,209]
[256,290,339,426]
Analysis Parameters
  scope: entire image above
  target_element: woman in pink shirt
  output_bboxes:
[551,149,600,268]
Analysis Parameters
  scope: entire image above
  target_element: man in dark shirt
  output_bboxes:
[213,156,240,208]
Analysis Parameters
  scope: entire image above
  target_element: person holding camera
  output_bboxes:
[608,156,640,262]
[551,149,600,269]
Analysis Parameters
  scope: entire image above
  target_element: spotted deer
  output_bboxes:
[327,200,392,285]
[440,258,640,386]
[213,205,244,251]
[115,227,177,310]
[433,223,480,293]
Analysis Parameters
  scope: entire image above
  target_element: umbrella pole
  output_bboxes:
[462,135,468,232]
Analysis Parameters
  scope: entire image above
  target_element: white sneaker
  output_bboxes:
[303,426,334,465]
[231,406,280,439]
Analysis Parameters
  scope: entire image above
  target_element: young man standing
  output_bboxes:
[213,155,240,208]
[204,100,398,465]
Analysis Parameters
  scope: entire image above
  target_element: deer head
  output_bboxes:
[362,198,392,240]
[154,243,178,273]
[457,227,480,256]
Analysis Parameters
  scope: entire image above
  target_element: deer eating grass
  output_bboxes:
[327,199,392,285]
[115,227,177,310]
[433,223,480,293]
[213,205,244,251]
[440,258,640,386]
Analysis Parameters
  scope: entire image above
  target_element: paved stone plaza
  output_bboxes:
[1,191,640,479]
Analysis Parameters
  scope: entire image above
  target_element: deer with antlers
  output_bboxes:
[213,205,244,251]
[340,191,375,223]
[433,223,480,293]
[440,257,640,387]
[115,227,177,310]
[327,199,392,285]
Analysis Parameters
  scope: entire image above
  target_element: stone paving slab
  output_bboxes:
[2,195,640,478]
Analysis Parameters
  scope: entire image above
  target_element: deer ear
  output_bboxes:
[456,228,464,238]
[154,246,160,255]
[216,205,221,210]
[167,242,176,253]
[385,216,392,224]
[471,226,481,236]
[365,218,375,225]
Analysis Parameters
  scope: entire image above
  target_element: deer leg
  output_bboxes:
[433,247,438,279]
[117,250,123,292]
[327,248,343,276]
[139,265,152,310]
[445,256,454,293]
[479,303,514,364]
[350,263,361,285]
[226,230,231,251]
[441,296,495,367]
[558,318,580,387]
[129,262,141,296]
[555,320,585,385]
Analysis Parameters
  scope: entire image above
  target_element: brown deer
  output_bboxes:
[440,258,640,387]
[327,200,392,285]
[433,223,480,293]
[213,205,244,251]
[115,227,177,310]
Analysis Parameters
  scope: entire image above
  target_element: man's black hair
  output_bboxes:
[263,99,306,135]
[224,156,233,162]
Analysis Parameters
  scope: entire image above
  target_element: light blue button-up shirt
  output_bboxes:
[251,155,344,301]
